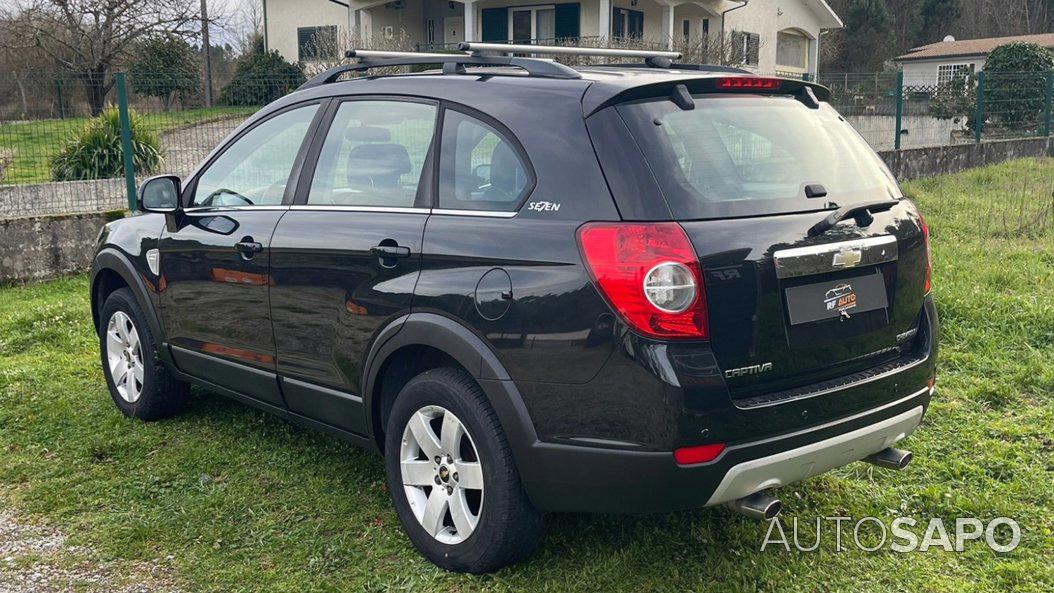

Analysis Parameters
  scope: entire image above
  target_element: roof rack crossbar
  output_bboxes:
[297,50,581,89]
[458,41,682,60]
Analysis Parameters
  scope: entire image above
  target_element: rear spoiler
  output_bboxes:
[582,75,832,116]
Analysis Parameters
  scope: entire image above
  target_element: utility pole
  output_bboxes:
[201,0,213,107]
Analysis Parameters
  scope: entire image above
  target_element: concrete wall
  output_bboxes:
[0,212,120,285]
[878,136,1053,181]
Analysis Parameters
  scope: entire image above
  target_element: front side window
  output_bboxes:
[438,110,531,212]
[192,105,319,207]
[307,100,437,208]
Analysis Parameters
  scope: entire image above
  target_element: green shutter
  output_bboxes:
[481,8,508,42]
[555,3,580,40]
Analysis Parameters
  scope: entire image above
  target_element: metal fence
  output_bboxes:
[1,68,1052,220]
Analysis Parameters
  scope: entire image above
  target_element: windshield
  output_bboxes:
[616,95,901,219]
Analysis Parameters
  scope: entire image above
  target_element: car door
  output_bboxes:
[269,98,437,434]
[159,102,323,406]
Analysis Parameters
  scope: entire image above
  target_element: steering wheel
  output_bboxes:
[200,188,255,207]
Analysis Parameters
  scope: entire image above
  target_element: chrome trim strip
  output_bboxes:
[734,353,928,410]
[432,208,518,218]
[183,205,290,212]
[288,205,430,214]
[773,235,898,279]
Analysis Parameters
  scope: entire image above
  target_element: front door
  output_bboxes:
[159,103,322,405]
[269,98,438,435]
[444,16,464,44]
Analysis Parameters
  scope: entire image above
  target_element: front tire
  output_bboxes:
[99,288,189,420]
[384,367,543,573]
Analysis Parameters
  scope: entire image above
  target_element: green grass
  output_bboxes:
[0,107,255,184]
[1,158,1053,592]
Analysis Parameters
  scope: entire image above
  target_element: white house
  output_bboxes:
[262,0,842,77]
[895,33,1054,87]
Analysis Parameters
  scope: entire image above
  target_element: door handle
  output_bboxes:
[236,240,263,258]
[371,245,411,259]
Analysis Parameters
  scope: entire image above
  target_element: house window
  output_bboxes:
[776,31,807,70]
[937,63,970,85]
[426,18,436,44]
[612,7,643,39]
[682,20,690,43]
[297,26,338,61]
[701,18,709,38]
[731,31,759,66]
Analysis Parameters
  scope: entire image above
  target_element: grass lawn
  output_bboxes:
[0,107,256,184]
[1,158,1052,592]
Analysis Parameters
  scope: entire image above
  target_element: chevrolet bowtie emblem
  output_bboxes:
[832,247,863,268]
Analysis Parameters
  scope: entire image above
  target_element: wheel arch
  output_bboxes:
[362,313,539,464]
[90,249,165,345]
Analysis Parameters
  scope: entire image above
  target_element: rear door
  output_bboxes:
[599,92,930,399]
[269,98,438,434]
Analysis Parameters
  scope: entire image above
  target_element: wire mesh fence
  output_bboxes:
[1,68,1052,220]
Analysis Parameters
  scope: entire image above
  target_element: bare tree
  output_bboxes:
[1,0,204,114]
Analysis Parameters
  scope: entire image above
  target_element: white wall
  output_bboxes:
[900,57,986,87]
[265,0,350,62]
[723,0,823,74]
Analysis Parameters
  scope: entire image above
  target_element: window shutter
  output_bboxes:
[747,32,760,65]
[555,3,580,40]
[297,27,317,61]
[481,8,508,42]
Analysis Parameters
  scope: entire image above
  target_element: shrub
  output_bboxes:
[0,149,12,183]
[219,37,305,106]
[129,34,202,110]
[982,42,1054,128]
[50,107,163,181]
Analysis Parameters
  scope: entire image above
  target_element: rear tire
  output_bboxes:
[384,367,543,573]
[99,288,189,420]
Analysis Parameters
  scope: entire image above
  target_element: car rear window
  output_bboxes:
[615,95,901,219]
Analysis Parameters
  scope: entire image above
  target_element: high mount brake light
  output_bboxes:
[919,212,932,294]
[577,222,709,340]
[716,77,781,90]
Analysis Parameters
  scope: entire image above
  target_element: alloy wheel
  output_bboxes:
[399,405,484,544]
[105,311,144,403]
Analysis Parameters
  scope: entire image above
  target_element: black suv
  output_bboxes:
[90,45,938,573]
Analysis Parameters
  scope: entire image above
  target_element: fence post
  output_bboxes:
[115,72,137,212]
[54,80,65,119]
[974,71,985,144]
[1043,71,1053,138]
[894,70,904,150]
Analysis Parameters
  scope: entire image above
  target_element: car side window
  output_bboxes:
[438,110,530,212]
[306,100,437,208]
[191,105,319,207]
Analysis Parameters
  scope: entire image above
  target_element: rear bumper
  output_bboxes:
[515,384,932,513]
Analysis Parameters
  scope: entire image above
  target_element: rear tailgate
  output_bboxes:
[681,202,929,401]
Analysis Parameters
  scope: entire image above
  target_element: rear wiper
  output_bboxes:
[808,199,899,236]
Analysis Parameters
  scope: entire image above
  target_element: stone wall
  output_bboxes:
[878,136,1054,181]
[0,211,120,285]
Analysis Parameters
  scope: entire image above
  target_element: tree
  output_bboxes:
[218,36,305,106]
[842,0,896,71]
[917,0,961,45]
[983,42,1054,128]
[1,0,203,115]
[129,35,201,110]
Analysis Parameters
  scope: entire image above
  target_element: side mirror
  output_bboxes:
[138,175,182,213]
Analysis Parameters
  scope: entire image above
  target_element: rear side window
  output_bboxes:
[307,100,437,208]
[615,95,900,219]
[438,110,530,212]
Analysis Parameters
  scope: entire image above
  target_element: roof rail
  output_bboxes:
[593,62,752,74]
[297,49,580,90]
[458,42,681,61]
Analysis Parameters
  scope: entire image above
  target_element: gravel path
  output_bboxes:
[0,507,182,593]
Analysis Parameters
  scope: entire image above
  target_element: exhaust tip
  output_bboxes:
[725,492,782,521]
[865,447,913,471]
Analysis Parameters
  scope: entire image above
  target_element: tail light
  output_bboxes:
[716,77,781,90]
[919,212,932,294]
[577,222,708,340]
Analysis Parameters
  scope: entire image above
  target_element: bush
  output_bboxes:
[129,35,202,110]
[0,149,12,183]
[50,107,163,181]
[982,42,1054,127]
[219,37,305,106]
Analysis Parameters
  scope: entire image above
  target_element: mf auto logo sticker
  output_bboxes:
[824,283,857,318]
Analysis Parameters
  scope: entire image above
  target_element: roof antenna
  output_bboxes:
[670,84,695,111]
